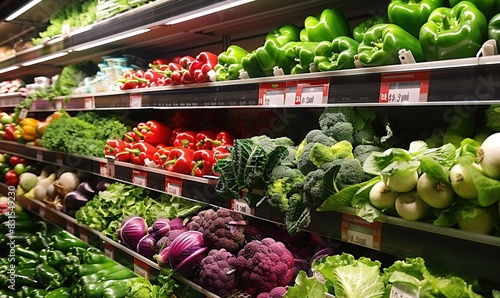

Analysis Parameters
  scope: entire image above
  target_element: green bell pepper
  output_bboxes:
[26,232,49,251]
[285,42,321,74]
[241,51,266,78]
[267,23,300,46]
[44,287,71,298]
[256,40,300,75]
[13,246,39,260]
[488,13,500,45]
[49,230,89,253]
[214,45,250,81]
[27,288,47,298]
[388,0,447,38]
[82,250,116,265]
[46,250,65,269]
[81,279,130,297]
[314,36,360,71]
[420,1,487,61]
[450,0,500,20]
[357,23,424,66]
[15,256,38,269]
[62,254,80,276]
[300,8,351,42]
[353,15,389,42]
[34,263,63,290]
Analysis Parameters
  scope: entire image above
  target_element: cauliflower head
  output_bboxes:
[198,248,238,296]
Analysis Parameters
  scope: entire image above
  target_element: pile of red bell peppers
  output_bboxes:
[118,51,219,90]
[0,153,38,186]
[104,120,234,177]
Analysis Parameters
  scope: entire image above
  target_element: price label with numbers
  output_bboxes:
[100,159,115,178]
[84,97,95,109]
[295,78,329,105]
[66,221,75,234]
[18,108,28,120]
[285,81,297,105]
[380,71,430,103]
[132,170,148,187]
[341,213,382,250]
[133,258,150,280]
[165,176,182,196]
[231,198,254,215]
[258,82,286,106]
[130,93,142,108]
[104,242,115,259]
[79,227,88,243]
[390,283,418,298]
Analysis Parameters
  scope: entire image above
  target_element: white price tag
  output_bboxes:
[346,229,374,247]
[166,182,181,196]
[66,221,74,234]
[55,100,63,110]
[285,86,296,105]
[387,87,420,103]
[100,160,115,178]
[231,198,253,215]
[104,243,115,259]
[132,171,147,187]
[298,86,325,105]
[390,284,418,298]
[134,259,150,280]
[130,94,142,108]
[263,90,284,106]
[84,97,94,109]
[19,109,28,120]
[36,151,43,161]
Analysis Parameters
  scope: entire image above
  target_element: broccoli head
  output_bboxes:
[295,129,337,160]
[250,135,294,154]
[353,144,383,165]
[256,286,288,298]
[187,209,246,253]
[302,168,329,208]
[353,123,377,145]
[234,238,295,295]
[264,165,305,211]
[309,141,354,167]
[323,121,354,143]
[324,158,369,191]
[294,142,317,174]
[198,248,238,296]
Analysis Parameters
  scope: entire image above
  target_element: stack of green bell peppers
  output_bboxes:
[0,215,152,298]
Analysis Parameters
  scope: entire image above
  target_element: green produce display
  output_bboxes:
[387,0,447,38]
[285,42,321,74]
[353,15,389,43]
[488,13,500,46]
[357,23,425,66]
[214,45,249,81]
[313,37,360,71]
[300,8,351,42]
[449,0,500,20]
[419,1,487,61]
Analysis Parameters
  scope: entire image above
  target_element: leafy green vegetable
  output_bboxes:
[53,61,97,99]
[284,271,327,298]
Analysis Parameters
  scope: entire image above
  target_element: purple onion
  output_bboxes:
[168,231,207,277]
[148,218,171,241]
[168,217,184,230]
[117,216,148,250]
[154,246,170,267]
[136,234,157,259]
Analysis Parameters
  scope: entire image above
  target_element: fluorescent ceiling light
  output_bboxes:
[0,65,20,74]
[5,0,42,21]
[22,52,68,66]
[73,28,151,51]
[165,0,255,25]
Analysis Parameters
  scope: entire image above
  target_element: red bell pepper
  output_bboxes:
[207,131,235,147]
[151,58,170,68]
[190,149,216,177]
[144,69,166,87]
[195,130,218,150]
[134,120,172,146]
[213,144,233,160]
[164,148,194,174]
[173,131,197,149]
[168,127,186,146]
[2,124,22,142]
[189,51,218,83]
[180,55,196,84]
[126,141,158,165]
[104,139,130,162]
[134,70,149,88]
[152,146,175,166]
[124,131,141,143]
[5,169,18,186]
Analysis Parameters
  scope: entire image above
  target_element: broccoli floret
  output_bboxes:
[302,168,326,208]
[198,249,238,296]
[319,107,358,128]
[234,238,295,295]
[353,123,377,145]
[265,165,305,211]
[309,141,354,167]
[295,142,317,174]
[250,135,294,154]
[323,122,354,143]
[187,209,246,253]
[307,129,337,146]
[324,158,368,191]
[281,145,297,166]
[353,144,383,165]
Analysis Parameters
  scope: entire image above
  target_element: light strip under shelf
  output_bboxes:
[5,0,42,21]
[73,28,151,51]
[22,52,68,66]
[0,65,20,74]
[165,0,255,25]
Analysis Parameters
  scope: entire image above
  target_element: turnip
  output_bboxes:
[449,163,479,200]
[382,170,418,193]
[395,190,430,221]
[369,181,397,210]
[477,132,500,180]
[457,207,495,235]
[417,173,454,209]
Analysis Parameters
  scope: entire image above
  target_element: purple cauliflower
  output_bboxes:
[198,248,238,296]
[256,287,287,298]
[187,209,246,253]
[234,238,295,296]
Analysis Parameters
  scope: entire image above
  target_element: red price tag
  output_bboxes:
[258,82,286,106]
[295,78,329,105]
[84,97,94,109]
[130,93,142,107]
[36,151,43,161]
[99,159,115,178]
[165,176,182,196]
[133,258,150,280]
[56,154,63,166]
[66,221,75,234]
[132,170,147,187]
[104,242,115,259]
[379,71,430,103]
[341,213,382,250]
[78,227,89,243]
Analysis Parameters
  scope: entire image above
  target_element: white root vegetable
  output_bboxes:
[382,170,418,193]
[369,181,397,209]
[417,173,454,209]
[477,132,500,180]
[449,163,479,200]
[58,172,80,191]
[457,208,495,235]
[395,190,430,221]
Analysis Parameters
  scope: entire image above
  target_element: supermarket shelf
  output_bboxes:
[0,93,24,108]
[2,140,500,284]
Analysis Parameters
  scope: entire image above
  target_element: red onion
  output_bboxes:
[136,234,157,259]
[168,231,207,277]
[148,218,171,241]
[117,216,148,250]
